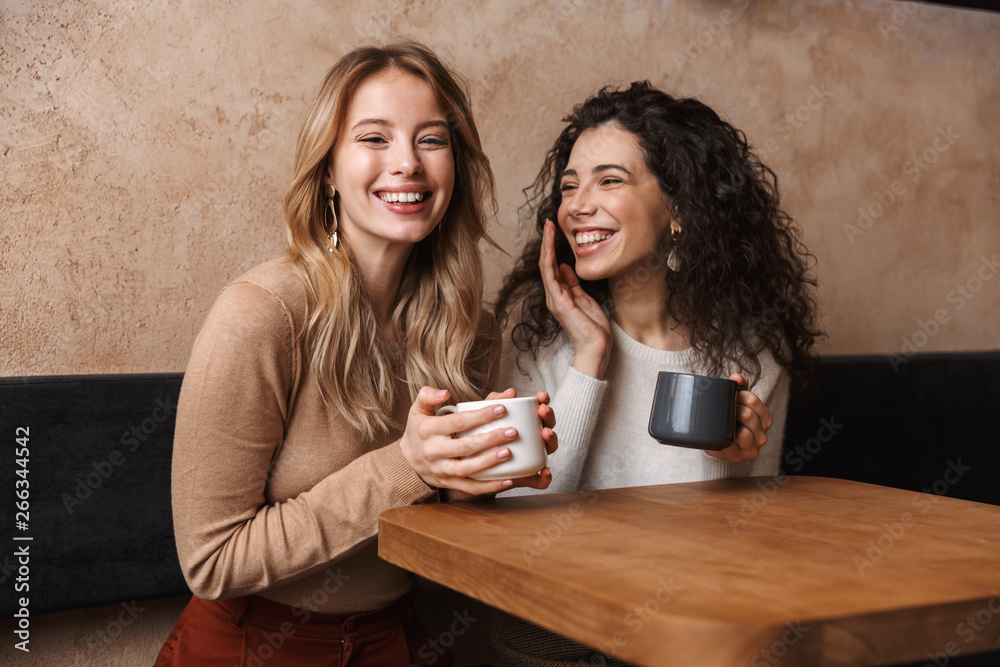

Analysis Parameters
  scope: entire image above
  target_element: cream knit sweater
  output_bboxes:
[501,321,788,495]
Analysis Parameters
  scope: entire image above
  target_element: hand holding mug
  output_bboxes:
[708,374,772,463]
[399,387,556,496]
[436,394,550,481]
[648,372,772,462]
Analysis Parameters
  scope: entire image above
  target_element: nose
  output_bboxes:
[390,141,423,177]
[565,185,595,218]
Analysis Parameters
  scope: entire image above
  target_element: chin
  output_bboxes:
[573,266,610,283]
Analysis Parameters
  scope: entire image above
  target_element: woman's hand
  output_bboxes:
[442,387,558,501]
[706,374,774,463]
[399,386,557,496]
[539,219,612,379]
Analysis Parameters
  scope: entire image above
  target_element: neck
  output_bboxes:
[354,245,413,335]
[609,273,690,351]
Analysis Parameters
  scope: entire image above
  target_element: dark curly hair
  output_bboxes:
[494,81,822,391]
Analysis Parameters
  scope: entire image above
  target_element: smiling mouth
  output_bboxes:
[378,191,428,204]
[574,230,614,246]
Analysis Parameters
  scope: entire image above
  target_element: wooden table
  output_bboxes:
[379,476,1000,666]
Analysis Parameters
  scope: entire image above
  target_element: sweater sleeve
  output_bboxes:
[746,358,789,477]
[171,281,432,600]
[499,340,607,495]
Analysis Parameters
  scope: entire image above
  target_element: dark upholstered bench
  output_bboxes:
[2,351,998,663]
[1,374,186,616]
[783,351,999,507]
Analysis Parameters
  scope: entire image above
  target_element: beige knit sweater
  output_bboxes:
[171,257,498,613]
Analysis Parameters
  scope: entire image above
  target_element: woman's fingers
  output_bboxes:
[729,375,774,433]
[411,385,450,417]
[535,391,555,427]
[739,392,774,434]
[403,385,560,495]
[425,402,507,441]
[736,403,769,449]
[506,467,553,491]
[485,387,517,401]
[539,221,563,295]
[541,426,558,455]
[705,405,767,463]
[558,261,581,290]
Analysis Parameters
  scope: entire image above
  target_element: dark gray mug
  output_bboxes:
[647,372,741,450]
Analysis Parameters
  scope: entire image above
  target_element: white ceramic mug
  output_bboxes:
[437,396,547,480]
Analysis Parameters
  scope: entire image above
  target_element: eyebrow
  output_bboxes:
[350,118,451,132]
[560,164,634,179]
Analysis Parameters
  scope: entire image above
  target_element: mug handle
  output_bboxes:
[435,405,463,441]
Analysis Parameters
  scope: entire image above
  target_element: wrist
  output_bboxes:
[571,348,610,379]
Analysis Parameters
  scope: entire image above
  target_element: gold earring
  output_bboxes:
[667,223,682,272]
[324,184,339,251]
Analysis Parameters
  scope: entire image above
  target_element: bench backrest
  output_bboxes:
[2,374,187,615]
[783,351,999,506]
[3,350,997,615]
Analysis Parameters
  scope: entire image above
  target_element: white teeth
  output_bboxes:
[379,191,424,203]
[575,231,612,246]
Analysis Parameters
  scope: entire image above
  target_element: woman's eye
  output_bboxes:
[419,136,449,147]
[601,177,623,186]
[359,136,387,145]
[559,182,577,192]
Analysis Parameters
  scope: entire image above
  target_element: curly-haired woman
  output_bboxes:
[496,80,821,494]
[489,79,821,666]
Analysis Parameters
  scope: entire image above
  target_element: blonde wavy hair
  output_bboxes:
[283,41,499,439]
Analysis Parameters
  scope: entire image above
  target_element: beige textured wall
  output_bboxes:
[3,0,999,380]
[2,0,998,665]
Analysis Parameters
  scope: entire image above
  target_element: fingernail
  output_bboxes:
[504,428,517,438]
[497,447,512,459]
[501,480,513,487]
[493,405,506,415]
[435,389,447,398]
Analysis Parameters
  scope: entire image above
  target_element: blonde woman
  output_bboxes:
[156,41,555,666]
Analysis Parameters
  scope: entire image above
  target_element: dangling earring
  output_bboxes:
[324,183,339,252]
[667,222,682,272]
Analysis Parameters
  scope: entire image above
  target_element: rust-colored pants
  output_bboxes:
[154,593,451,667]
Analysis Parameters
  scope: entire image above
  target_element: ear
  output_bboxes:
[323,161,336,190]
